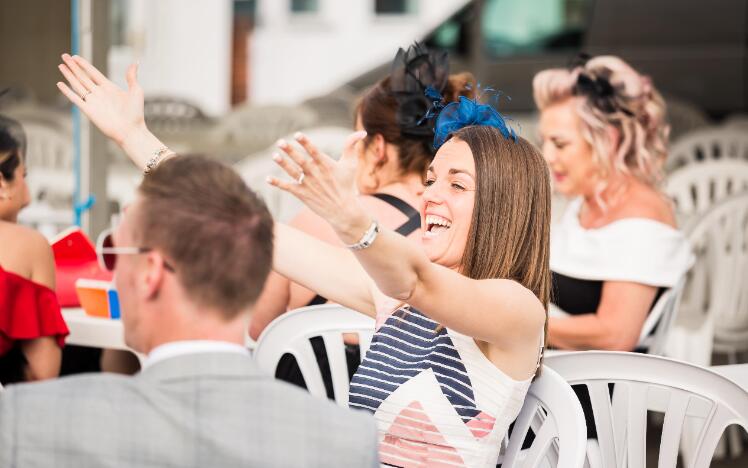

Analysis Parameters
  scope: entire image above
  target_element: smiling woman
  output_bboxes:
[56,52,550,467]
[268,124,550,467]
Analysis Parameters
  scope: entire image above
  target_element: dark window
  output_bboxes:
[375,0,415,15]
[423,3,473,55]
[291,0,318,13]
[482,0,593,57]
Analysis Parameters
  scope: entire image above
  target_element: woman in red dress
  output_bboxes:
[0,114,68,385]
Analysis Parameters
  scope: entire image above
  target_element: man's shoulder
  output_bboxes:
[2,372,133,404]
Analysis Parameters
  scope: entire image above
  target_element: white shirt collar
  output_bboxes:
[142,340,250,370]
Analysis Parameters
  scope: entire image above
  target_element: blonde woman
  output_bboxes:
[58,53,549,467]
[534,55,693,353]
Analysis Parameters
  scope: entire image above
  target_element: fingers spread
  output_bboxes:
[277,139,312,172]
[343,130,368,155]
[57,65,89,98]
[125,63,141,91]
[272,152,303,181]
[72,55,108,85]
[56,82,86,108]
[62,53,97,91]
[294,132,328,165]
[266,175,300,195]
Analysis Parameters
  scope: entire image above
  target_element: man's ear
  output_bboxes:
[139,251,167,300]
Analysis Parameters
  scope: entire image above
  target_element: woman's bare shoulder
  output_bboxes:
[0,222,50,253]
[615,185,676,227]
[0,222,54,285]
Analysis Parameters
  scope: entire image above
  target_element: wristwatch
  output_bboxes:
[345,219,379,250]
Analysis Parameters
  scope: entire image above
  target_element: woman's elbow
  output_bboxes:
[24,357,61,381]
[601,331,640,352]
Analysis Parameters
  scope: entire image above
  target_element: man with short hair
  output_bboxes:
[0,155,379,467]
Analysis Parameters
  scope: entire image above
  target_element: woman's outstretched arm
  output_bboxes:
[269,134,545,348]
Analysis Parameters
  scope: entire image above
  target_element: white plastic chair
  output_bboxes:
[723,114,748,130]
[664,160,748,218]
[22,121,73,172]
[255,305,587,466]
[252,304,375,406]
[666,127,748,173]
[545,351,748,468]
[667,193,748,366]
[666,193,748,462]
[501,366,587,468]
[637,277,687,356]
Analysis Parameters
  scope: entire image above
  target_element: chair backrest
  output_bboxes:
[682,193,748,338]
[252,304,375,406]
[666,127,748,173]
[144,96,213,134]
[545,351,748,468]
[22,121,73,172]
[256,305,586,466]
[664,160,748,217]
[637,276,687,356]
[723,114,748,130]
[502,366,587,468]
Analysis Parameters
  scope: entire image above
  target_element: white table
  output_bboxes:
[62,308,132,352]
[710,364,748,392]
[62,308,257,355]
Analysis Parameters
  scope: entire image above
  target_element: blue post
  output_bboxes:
[71,0,96,227]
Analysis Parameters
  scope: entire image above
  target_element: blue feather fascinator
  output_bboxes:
[421,85,517,149]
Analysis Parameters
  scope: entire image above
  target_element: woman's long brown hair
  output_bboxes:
[452,126,551,375]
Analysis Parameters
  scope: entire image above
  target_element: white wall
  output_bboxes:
[108,0,233,116]
[251,0,469,105]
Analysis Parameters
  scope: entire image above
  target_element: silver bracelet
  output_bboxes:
[345,219,379,250]
[144,147,174,175]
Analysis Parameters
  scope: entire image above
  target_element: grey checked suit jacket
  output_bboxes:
[0,352,379,467]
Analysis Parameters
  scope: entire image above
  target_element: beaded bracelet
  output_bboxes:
[144,147,174,175]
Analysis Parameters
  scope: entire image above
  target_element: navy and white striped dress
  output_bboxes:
[348,305,538,467]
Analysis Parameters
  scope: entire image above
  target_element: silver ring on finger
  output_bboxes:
[296,172,305,185]
[80,90,93,101]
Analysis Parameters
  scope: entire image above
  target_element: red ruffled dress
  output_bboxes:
[0,264,69,384]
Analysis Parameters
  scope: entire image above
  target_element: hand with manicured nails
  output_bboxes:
[267,131,371,243]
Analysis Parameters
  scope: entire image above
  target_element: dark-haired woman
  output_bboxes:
[249,44,476,341]
[0,115,68,385]
[57,53,549,466]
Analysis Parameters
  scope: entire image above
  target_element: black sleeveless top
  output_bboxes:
[551,272,665,315]
[305,193,420,307]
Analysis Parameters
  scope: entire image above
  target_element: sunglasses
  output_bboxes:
[96,230,175,273]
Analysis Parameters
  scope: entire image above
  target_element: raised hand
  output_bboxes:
[57,54,169,171]
[268,131,370,240]
[57,54,145,147]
